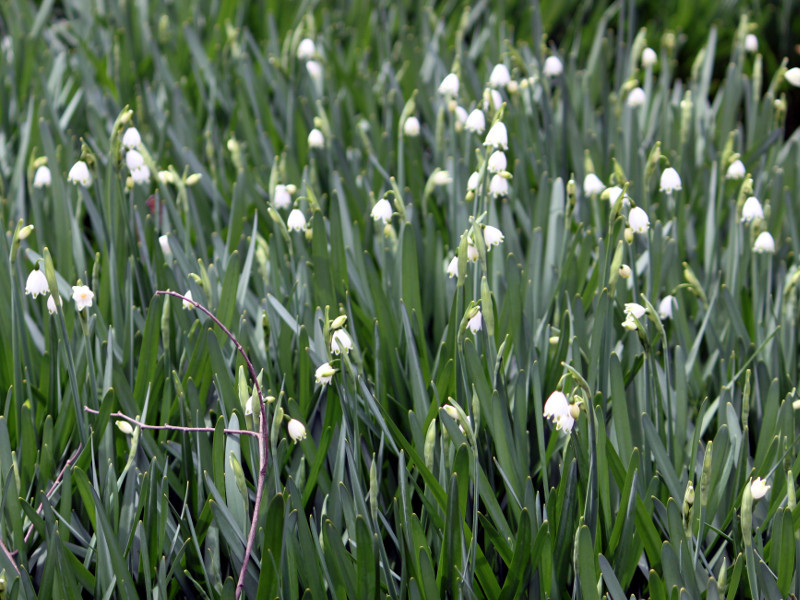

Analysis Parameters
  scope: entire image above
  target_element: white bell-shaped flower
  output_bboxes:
[487,151,507,174]
[446,256,460,278]
[741,197,764,223]
[403,116,420,137]
[315,362,336,386]
[489,174,509,198]
[297,38,316,60]
[785,68,800,87]
[583,173,605,196]
[467,171,481,192]
[483,225,504,249]
[726,160,746,180]
[483,122,508,150]
[182,290,194,310]
[331,329,353,355]
[641,47,658,67]
[744,34,758,53]
[543,56,563,77]
[467,310,482,334]
[489,64,511,88]
[753,231,775,254]
[33,166,51,188]
[438,73,459,96]
[273,184,292,209]
[122,127,142,150]
[465,109,486,134]
[287,209,307,232]
[68,160,92,186]
[287,418,307,442]
[628,206,650,233]
[659,167,682,192]
[25,269,49,298]
[308,128,325,149]
[370,198,393,224]
[658,295,677,320]
[626,87,646,107]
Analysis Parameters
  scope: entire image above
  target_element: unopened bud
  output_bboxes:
[115,420,134,435]
[624,227,634,244]
[185,173,202,186]
[619,264,632,278]
[18,224,34,240]
[331,315,347,330]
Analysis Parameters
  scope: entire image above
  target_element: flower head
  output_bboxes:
[659,295,677,320]
[465,109,486,134]
[72,285,94,311]
[726,160,746,180]
[487,151,507,174]
[785,67,800,88]
[315,362,337,386]
[467,171,481,192]
[446,256,460,278]
[308,128,325,149]
[750,477,770,499]
[297,38,316,60]
[331,329,353,355]
[744,34,758,54]
[741,196,764,223]
[122,127,142,150]
[287,418,307,442]
[467,310,482,334]
[182,290,194,310]
[370,198,393,224]
[659,167,682,193]
[431,170,452,187]
[287,209,307,232]
[466,243,479,262]
[306,60,323,80]
[624,302,646,320]
[489,174,509,198]
[543,391,575,433]
[628,206,650,233]
[626,87,646,107]
[489,64,511,88]
[543,56,563,77]
[604,186,630,208]
[273,184,292,209]
[454,105,468,125]
[159,235,172,258]
[483,122,508,150]
[131,166,151,185]
[403,116,420,137]
[438,73,459,96]
[483,225,504,249]
[33,166,52,189]
[483,88,503,112]
[753,231,775,254]
[47,294,62,315]
[25,269,49,298]
[583,173,605,196]
[125,149,145,171]
[68,160,92,186]
[641,47,658,67]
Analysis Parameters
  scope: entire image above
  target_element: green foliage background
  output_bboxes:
[1,0,800,598]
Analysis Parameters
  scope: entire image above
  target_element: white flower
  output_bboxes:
[621,318,638,331]
[287,209,307,232]
[331,329,353,354]
[467,171,481,192]
[483,122,508,150]
[554,412,575,432]
[306,60,323,80]
[753,231,775,254]
[182,290,194,310]
[641,47,658,67]
[487,151,507,174]
[308,128,325,149]
[658,295,677,320]
[245,395,254,416]
[438,73,459,96]
[467,310,482,334]
[626,87,646,107]
[130,166,151,185]
[273,184,292,209]
[297,38,316,60]
[583,173,605,196]
[741,196,764,223]
[744,34,758,53]
[489,174,509,197]
[431,170,452,186]
[33,166,51,188]
[25,269,49,298]
[370,198,393,224]
[726,159,746,180]
[750,477,770,499]
[624,302,646,320]
[159,235,172,258]
[115,420,134,435]
[483,225,504,248]
[659,167,682,192]
[628,206,650,233]
[403,116,420,137]
[71,285,94,311]
[467,243,479,262]
[446,256,459,278]
[287,418,307,442]
[122,127,141,150]
[125,149,145,171]
[465,109,486,134]
[315,362,336,385]
[604,186,630,208]
[67,160,92,186]
[483,88,503,112]
[489,63,511,88]
[785,67,800,87]
[543,391,575,433]
[47,294,62,315]
[619,264,632,279]
[543,56,563,77]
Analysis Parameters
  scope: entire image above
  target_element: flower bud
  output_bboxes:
[330,315,347,330]
[185,173,202,186]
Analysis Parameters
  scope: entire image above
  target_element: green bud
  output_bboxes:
[369,456,379,524]
[699,441,713,508]
[424,419,437,471]
[330,315,347,330]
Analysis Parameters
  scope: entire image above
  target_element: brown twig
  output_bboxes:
[83,408,259,437]
[155,290,269,599]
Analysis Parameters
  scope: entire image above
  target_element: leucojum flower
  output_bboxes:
[658,295,677,320]
[467,310,482,334]
[543,391,577,433]
[726,159,746,180]
[315,362,336,386]
[659,167,682,193]
[33,166,51,189]
[287,418,307,442]
[72,285,94,311]
[68,160,92,186]
[308,128,325,149]
[753,231,775,254]
[627,206,650,234]
[483,225,504,248]
[741,196,763,223]
[583,173,605,196]
[370,198,393,224]
[331,329,353,355]
[25,268,49,298]
[465,109,486,134]
[622,302,646,330]
[287,209,307,232]
[403,116,420,137]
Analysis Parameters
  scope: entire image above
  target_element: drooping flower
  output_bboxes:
[658,295,677,320]
[121,127,142,150]
[753,231,775,254]
[182,290,194,310]
[308,128,325,149]
[125,149,145,171]
[159,235,172,258]
[624,302,646,320]
[68,160,92,186]
[626,87,646,107]
[47,294,62,315]
[785,68,800,88]
[33,166,52,188]
[483,225,504,249]
[306,60,323,80]
[287,418,307,442]
[487,151,507,174]
[659,167,682,193]
[744,34,758,54]
[467,171,481,192]
[483,88,503,112]
[331,329,353,355]
[297,38,316,60]
[583,173,605,196]
[25,269,49,298]
[446,256,460,278]
[726,160,746,180]
[287,209,307,232]
[403,116,420,137]
[467,243,479,262]
[465,109,486,134]
[370,198,393,224]
[467,310,482,334]
[454,106,468,125]
[641,47,658,67]
[483,122,508,150]
[741,196,764,223]
[489,174,509,198]
[489,64,511,88]
[628,206,650,233]
[130,166,151,185]
[431,170,452,186]
[543,391,575,433]
[750,477,770,499]
[604,186,630,208]
[315,362,336,386]
[438,73,459,96]
[273,184,292,209]
[72,285,94,311]
[543,56,563,77]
